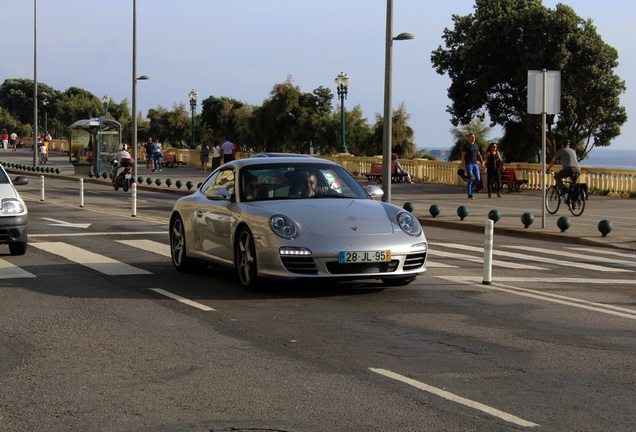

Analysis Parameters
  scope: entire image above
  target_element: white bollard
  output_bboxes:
[79,178,84,207]
[40,175,45,201]
[132,182,137,217]
[482,219,494,285]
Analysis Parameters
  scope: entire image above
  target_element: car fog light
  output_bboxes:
[279,247,312,256]
[410,242,427,253]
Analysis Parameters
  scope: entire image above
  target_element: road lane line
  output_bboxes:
[29,231,167,238]
[436,276,636,320]
[502,245,636,268]
[149,288,216,311]
[565,246,636,260]
[117,239,171,257]
[30,242,151,275]
[433,242,631,273]
[429,249,547,270]
[369,368,539,428]
[0,259,36,279]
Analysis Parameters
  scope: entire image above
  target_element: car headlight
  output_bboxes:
[269,215,299,239]
[1,199,25,215]
[397,211,422,236]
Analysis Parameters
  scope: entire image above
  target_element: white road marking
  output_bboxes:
[369,368,539,428]
[432,242,631,273]
[503,245,636,268]
[30,242,151,275]
[429,249,547,270]
[426,261,459,268]
[436,276,636,320]
[117,239,171,257]
[0,259,36,279]
[565,246,636,260]
[29,231,166,238]
[149,288,216,311]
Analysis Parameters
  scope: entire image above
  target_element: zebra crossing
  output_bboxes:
[1,237,636,283]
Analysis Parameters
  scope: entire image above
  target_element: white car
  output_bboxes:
[0,164,28,255]
[169,156,427,288]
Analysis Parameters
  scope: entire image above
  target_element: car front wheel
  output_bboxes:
[170,215,192,271]
[236,227,258,288]
[9,241,27,256]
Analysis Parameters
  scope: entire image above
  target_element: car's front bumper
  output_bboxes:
[0,215,28,244]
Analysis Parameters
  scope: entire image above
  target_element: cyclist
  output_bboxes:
[546,139,580,192]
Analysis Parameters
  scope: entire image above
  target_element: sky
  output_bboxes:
[1,0,635,151]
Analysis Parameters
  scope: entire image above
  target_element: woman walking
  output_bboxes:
[200,141,210,173]
[484,142,504,198]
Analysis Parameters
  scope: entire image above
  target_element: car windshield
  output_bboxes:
[0,168,9,184]
[239,162,369,202]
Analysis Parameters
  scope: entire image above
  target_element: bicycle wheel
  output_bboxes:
[545,186,561,214]
[568,188,586,216]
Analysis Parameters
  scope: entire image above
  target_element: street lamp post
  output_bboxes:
[132,0,149,216]
[381,0,413,203]
[188,89,199,149]
[42,98,48,133]
[101,94,110,115]
[334,72,350,153]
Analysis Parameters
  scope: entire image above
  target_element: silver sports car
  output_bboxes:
[169,156,427,288]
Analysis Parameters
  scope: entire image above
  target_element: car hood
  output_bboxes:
[0,183,21,201]
[249,199,394,235]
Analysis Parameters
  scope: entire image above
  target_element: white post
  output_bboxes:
[79,178,84,207]
[40,175,45,201]
[132,182,137,217]
[482,219,494,285]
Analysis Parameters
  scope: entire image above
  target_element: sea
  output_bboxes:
[581,148,636,170]
[427,147,636,170]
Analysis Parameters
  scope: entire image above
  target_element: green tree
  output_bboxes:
[368,102,416,158]
[146,103,191,148]
[431,0,627,161]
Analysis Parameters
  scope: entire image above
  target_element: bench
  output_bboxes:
[161,153,185,168]
[492,168,528,192]
[361,162,407,182]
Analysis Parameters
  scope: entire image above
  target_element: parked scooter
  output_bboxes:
[112,158,134,191]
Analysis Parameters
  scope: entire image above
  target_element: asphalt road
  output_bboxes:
[1,177,635,431]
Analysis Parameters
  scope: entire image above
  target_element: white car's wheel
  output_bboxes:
[236,228,258,288]
[9,241,27,256]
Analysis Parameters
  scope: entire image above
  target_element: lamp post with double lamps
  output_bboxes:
[188,89,199,149]
[381,0,413,203]
[334,72,351,153]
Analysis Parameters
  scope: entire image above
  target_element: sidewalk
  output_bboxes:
[2,148,635,252]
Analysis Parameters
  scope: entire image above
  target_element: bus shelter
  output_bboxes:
[69,115,122,175]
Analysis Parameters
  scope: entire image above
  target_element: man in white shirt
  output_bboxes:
[221,140,236,163]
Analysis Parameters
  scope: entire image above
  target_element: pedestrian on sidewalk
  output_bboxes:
[221,139,236,163]
[9,131,18,152]
[211,140,222,170]
[1,131,7,151]
[461,133,484,199]
[484,141,504,198]
[153,138,163,172]
[144,138,154,172]
[200,141,210,173]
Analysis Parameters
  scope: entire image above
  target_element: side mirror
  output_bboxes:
[12,176,29,186]
[366,184,384,199]
[206,187,233,201]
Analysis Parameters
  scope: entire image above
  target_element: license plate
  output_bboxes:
[339,250,390,263]
[125,174,132,179]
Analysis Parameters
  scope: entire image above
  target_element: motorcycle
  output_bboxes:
[112,157,134,192]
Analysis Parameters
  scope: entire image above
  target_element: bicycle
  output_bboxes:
[545,173,586,216]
